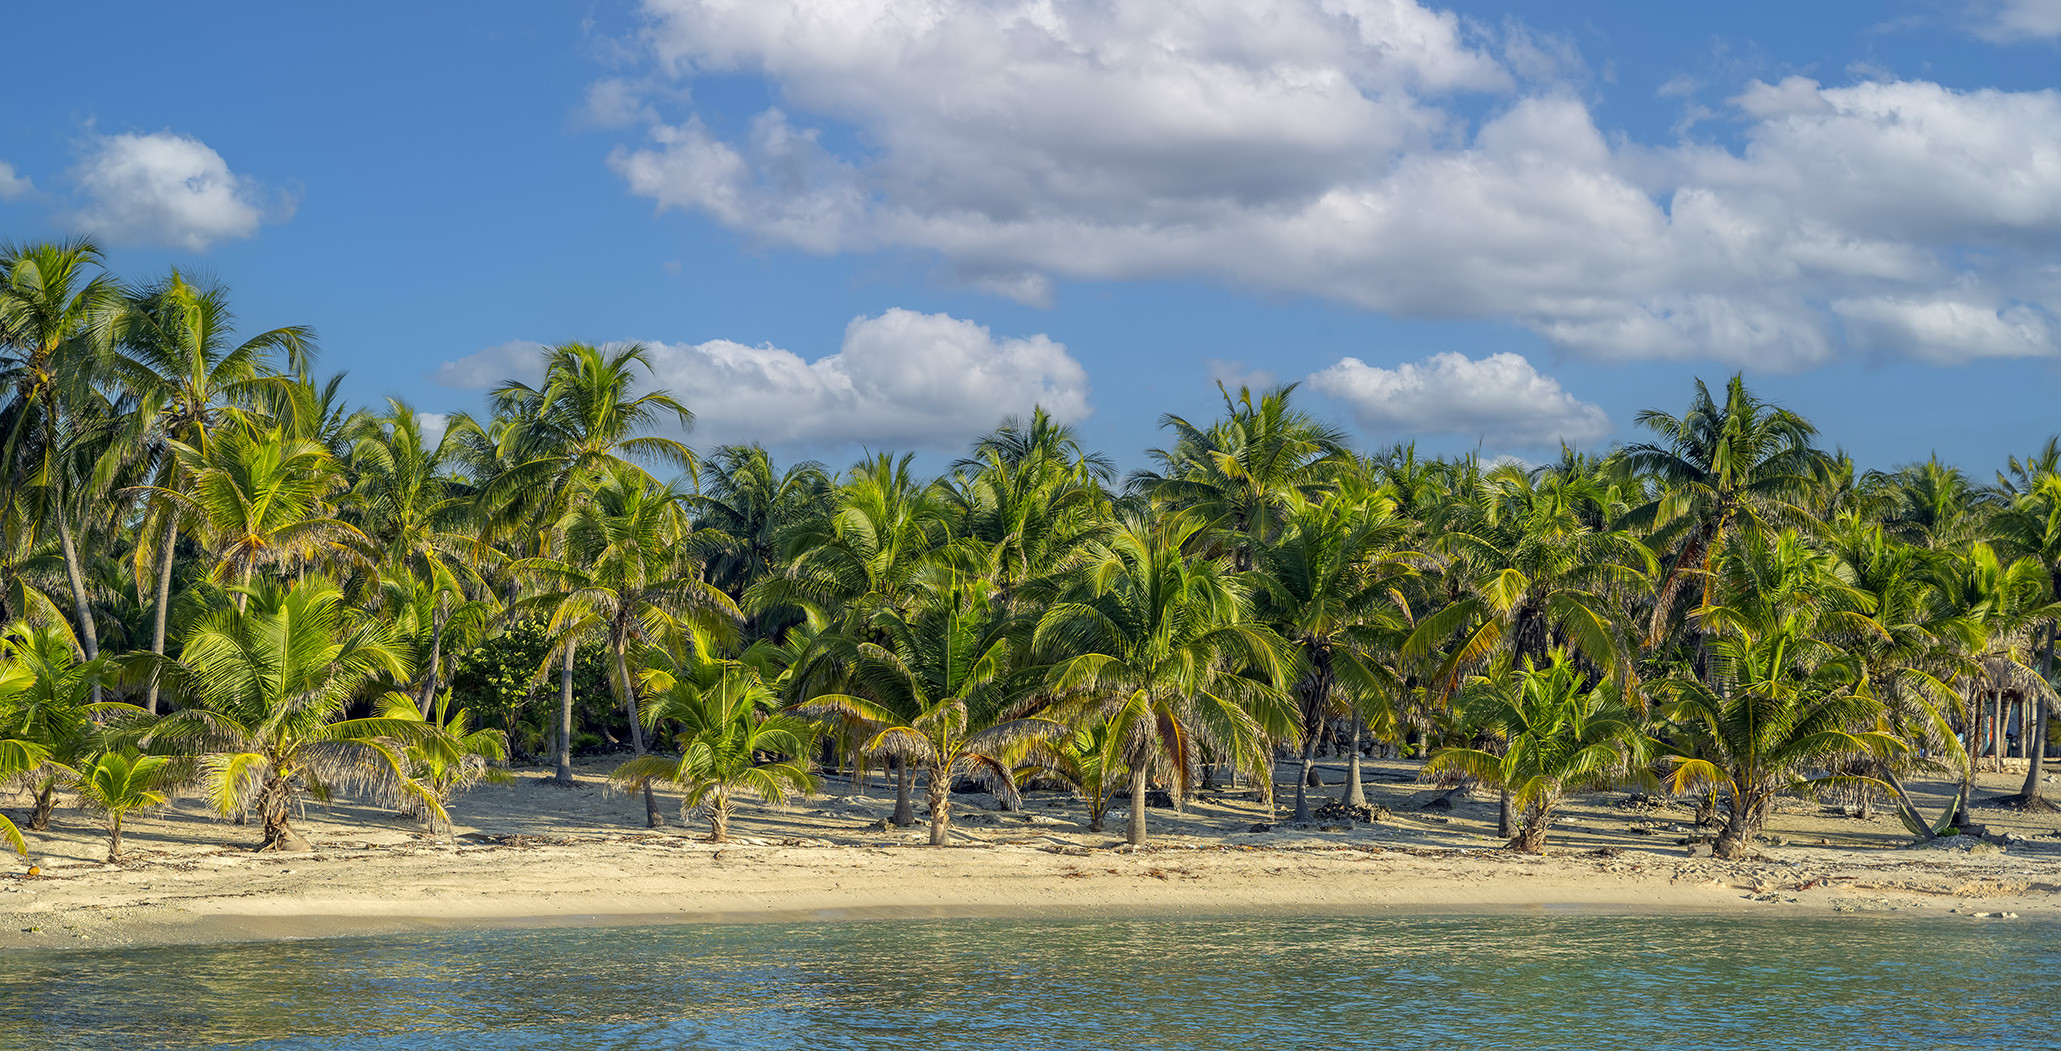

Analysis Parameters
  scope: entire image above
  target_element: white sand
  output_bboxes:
[6,759,2061,948]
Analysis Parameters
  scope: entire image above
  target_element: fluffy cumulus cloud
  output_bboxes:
[602,0,2061,369]
[433,310,1090,450]
[1308,352,1609,447]
[71,132,285,250]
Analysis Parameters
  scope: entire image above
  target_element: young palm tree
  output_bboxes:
[0,621,109,830]
[1013,715,1126,832]
[798,587,1059,846]
[613,659,815,842]
[1425,654,1649,852]
[74,748,170,862]
[1034,515,1297,845]
[141,579,440,850]
[381,692,509,830]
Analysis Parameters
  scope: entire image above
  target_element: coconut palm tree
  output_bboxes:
[1426,653,1650,852]
[380,691,509,830]
[1013,715,1126,832]
[140,579,439,850]
[1033,515,1297,845]
[519,467,740,822]
[688,443,833,633]
[613,659,815,842]
[1621,375,1828,644]
[74,748,170,862]
[110,271,310,713]
[1252,483,1415,822]
[0,239,127,684]
[0,621,108,830]
[140,424,370,608]
[1990,470,2061,808]
[797,586,1059,846]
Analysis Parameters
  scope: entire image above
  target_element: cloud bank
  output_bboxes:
[71,132,287,250]
[1308,352,1610,447]
[601,0,2061,369]
[434,309,1090,451]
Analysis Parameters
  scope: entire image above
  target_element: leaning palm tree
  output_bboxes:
[140,578,440,850]
[797,587,1060,846]
[613,659,815,842]
[1034,515,1297,845]
[74,748,171,862]
[1425,654,1649,853]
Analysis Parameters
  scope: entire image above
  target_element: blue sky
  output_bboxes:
[4,1,2061,474]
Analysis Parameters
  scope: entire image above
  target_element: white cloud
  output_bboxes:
[1307,351,1610,447]
[433,310,1091,451]
[415,412,452,448]
[1969,0,2061,41]
[71,132,284,250]
[602,2,2061,368]
[0,162,32,202]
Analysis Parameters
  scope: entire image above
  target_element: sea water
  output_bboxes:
[2,913,2055,1049]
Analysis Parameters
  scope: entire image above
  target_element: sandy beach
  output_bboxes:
[7,758,2061,950]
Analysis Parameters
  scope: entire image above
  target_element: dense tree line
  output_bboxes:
[3,238,2055,862]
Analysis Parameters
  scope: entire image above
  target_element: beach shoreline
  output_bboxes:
[8,757,2061,950]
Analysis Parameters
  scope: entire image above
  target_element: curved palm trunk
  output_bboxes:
[1126,760,1151,846]
[926,762,952,846]
[417,601,446,717]
[2015,628,2054,808]
[555,642,576,784]
[146,520,178,716]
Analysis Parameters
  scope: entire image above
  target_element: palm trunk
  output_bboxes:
[1713,788,1755,859]
[1498,789,1515,839]
[51,504,101,705]
[418,601,446,717]
[891,759,915,827]
[926,763,952,847]
[1992,688,2005,772]
[146,520,177,716]
[615,633,662,828]
[1126,760,1150,846]
[709,790,731,843]
[1881,765,1937,840]
[1340,716,1367,809]
[107,814,123,863]
[2018,626,2053,807]
[555,641,576,784]
[28,784,55,831]
[1290,729,1319,823]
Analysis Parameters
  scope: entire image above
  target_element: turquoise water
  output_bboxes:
[2,913,2054,1049]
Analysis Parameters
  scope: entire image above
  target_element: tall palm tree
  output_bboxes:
[688,444,832,635]
[1621,375,1827,645]
[519,468,739,820]
[109,271,311,713]
[1991,470,2061,808]
[1034,515,1296,845]
[0,239,127,682]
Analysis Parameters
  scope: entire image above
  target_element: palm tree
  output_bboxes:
[382,692,509,830]
[74,748,171,862]
[798,586,1058,846]
[1034,515,1297,845]
[1130,383,1350,569]
[1252,484,1415,822]
[613,659,815,841]
[0,239,127,684]
[141,579,439,850]
[1622,375,1827,644]
[1990,470,2061,808]
[519,467,740,821]
[688,443,832,634]
[1014,715,1126,832]
[141,424,371,608]
[0,621,108,830]
[110,271,310,713]
[1426,654,1649,852]
[1659,531,1905,857]
[750,452,950,632]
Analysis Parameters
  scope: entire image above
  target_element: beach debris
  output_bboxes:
[1313,801,1389,823]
